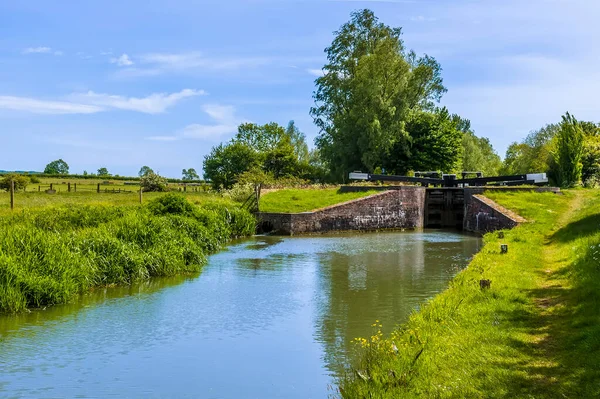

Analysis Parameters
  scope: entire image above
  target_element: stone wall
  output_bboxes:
[257,187,426,235]
[463,194,527,233]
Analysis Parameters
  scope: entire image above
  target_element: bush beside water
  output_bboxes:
[0,194,256,313]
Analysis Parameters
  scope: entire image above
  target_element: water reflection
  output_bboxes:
[0,230,480,399]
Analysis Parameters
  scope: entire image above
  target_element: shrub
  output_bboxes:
[0,174,30,191]
[147,194,194,216]
[140,171,167,192]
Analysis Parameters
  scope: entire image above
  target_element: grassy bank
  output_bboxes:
[340,190,600,398]
[0,194,255,313]
[260,188,378,213]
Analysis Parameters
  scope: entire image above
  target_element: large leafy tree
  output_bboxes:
[461,132,502,176]
[139,166,154,177]
[97,167,109,176]
[182,168,200,181]
[383,108,462,174]
[203,142,260,189]
[234,122,287,153]
[44,159,69,175]
[311,9,446,179]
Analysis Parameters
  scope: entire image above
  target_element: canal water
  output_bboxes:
[0,230,480,398]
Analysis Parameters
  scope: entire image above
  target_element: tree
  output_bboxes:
[235,122,287,153]
[44,159,69,175]
[311,9,446,178]
[97,167,109,176]
[139,166,154,177]
[263,137,301,179]
[285,121,310,163]
[140,171,167,192]
[461,131,502,176]
[383,108,462,174]
[182,168,200,181]
[203,142,260,189]
[551,112,584,187]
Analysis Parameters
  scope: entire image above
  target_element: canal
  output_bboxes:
[0,230,480,398]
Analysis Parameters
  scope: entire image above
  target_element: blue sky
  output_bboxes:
[1,0,598,178]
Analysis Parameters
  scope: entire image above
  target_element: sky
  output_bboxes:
[1,0,599,178]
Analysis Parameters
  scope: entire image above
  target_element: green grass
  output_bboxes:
[0,194,256,313]
[0,190,219,216]
[259,188,379,213]
[339,189,600,398]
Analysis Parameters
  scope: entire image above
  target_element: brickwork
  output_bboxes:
[463,194,527,233]
[257,187,426,235]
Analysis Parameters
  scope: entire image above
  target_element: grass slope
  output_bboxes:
[339,190,600,398]
[0,194,255,313]
[260,188,379,213]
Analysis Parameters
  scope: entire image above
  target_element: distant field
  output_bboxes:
[0,191,220,215]
[259,188,378,213]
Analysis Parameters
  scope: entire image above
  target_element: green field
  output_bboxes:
[259,188,379,213]
[340,190,600,398]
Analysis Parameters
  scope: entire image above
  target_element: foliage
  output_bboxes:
[311,9,447,178]
[0,199,255,313]
[203,142,260,190]
[140,171,168,192]
[97,167,110,176]
[460,131,502,176]
[501,124,559,176]
[182,168,200,181]
[551,112,584,188]
[260,188,378,213]
[581,133,600,186]
[203,121,312,190]
[44,159,69,175]
[0,174,30,191]
[139,166,154,177]
[383,108,463,174]
[29,175,41,184]
[340,190,600,398]
[286,120,310,163]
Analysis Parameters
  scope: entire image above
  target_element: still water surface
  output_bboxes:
[0,230,480,398]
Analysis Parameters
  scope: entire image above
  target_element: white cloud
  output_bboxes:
[0,89,203,115]
[307,68,325,77]
[110,53,134,66]
[70,89,205,114]
[0,95,103,114]
[146,104,242,142]
[22,47,52,54]
[54,51,64,56]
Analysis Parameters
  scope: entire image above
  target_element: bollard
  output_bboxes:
[500,244,508,254]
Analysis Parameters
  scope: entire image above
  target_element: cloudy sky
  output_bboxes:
[1,0,598,177]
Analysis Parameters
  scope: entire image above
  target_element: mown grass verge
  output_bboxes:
[0,194,255,313]
[339,190,600,398]
[259,188,379,213]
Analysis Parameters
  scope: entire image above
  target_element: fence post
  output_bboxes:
[139,187,143,204]
[38,185,40,192]
[184,184,187,192]
[68,182,71,192]
[10,179,14,210]
[50,183,53,191]
[74,183,77,192]
[97,183,100,193]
